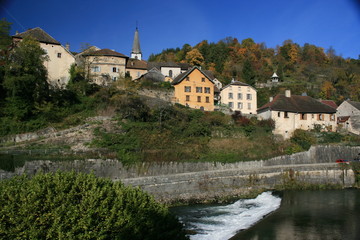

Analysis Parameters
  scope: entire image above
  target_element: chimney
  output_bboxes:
[285,90,291,98]
[65,43,70,51]
[269,96,273,102]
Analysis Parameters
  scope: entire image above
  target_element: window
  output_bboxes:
[228,102,233,108]
[113,67,118,73]
[237,93,242,100]
[184,86,191,92]
[278,112,281,117]
[197,96,201,102]
[112,76,117,81]
[186,77,190,81]
[284,112,289,118]
[238,102,243,109]
[228,92,233,99]
[205,87,210,93]
[300,113,307,120]
[196,87,202,93]
[318,114,323,121]
[247,94,252,100]
[91,66,100,72]
[330,114,335,121]
[57,53,61,58]
[248,103,251,110]
[206,96,210,103]
[201,77,205,82]
[186,95,190,101]
[169,70,173,77]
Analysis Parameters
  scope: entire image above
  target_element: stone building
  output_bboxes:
[257,90,337,139]
[12,27,75,87]
[81,48,128,85]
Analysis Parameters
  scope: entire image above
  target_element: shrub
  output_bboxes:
[0,172,188,240]
[290,129,316,151]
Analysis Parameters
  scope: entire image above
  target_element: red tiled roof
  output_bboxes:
[320,100,338,109]
[126,58,147,69]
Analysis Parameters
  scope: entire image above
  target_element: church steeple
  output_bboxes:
[131,26,142,60]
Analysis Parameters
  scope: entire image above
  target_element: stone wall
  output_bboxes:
[1,145,359,203]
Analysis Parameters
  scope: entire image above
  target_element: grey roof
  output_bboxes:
[348,100,360,110]
[131,28,141,54]
[13,27,60,45]
[147,62,181,70]
[171,66,214,85]
[140,70,165,82]
[258,94,337,114]
[222,81,254,91]
[85,49,128,58]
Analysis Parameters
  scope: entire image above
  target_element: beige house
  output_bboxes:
[257,90,337,139]
[126,58,148,80]
[81,49,128,85]
[220,81,257,115]
[12,27,75,87]
[172,66,215,111]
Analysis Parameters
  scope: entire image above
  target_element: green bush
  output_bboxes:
[0,172,188,240]
[290,129,316,151]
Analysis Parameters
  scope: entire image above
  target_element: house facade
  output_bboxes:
[172,66,215,111]
[12,27,75,87]
[220,81,257,115]
[82,49,128,85]
[257,90,337,139]
[126,58,148,80]
[336,100,360,135]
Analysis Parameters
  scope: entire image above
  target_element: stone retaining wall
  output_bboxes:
[1,145,359,203]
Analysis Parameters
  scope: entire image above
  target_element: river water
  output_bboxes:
[171,189,360,240]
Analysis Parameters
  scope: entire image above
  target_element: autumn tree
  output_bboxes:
[185,48,204,66]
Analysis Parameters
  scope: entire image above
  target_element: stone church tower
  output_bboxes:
[131,27,142,60]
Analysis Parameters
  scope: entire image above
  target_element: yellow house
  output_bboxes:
[172,66,215,111]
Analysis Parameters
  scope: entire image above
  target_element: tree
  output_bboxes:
[0,172,188,240]
[242,58,256,86]
[185,48,204,66]
[3,36,49,120]
[0,19,12,105]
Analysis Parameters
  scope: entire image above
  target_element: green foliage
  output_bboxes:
[4,37,49,120]
[0,172,188,240]
[290,129,316,151]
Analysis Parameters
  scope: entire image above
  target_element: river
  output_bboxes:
[171,189,360,240]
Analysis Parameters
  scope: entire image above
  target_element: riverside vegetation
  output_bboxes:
[0,171,188,240]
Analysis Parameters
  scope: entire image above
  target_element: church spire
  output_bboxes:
[131,25,142,60]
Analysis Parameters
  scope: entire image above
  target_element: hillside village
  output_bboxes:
[7,26,360,141]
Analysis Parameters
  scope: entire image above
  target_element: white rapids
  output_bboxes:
[175,191,281,240]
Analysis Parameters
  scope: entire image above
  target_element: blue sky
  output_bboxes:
[1,0,360,60]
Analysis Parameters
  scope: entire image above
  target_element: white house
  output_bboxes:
[257,90,337,139]
[220,81,257,115]
[12,27,75,87]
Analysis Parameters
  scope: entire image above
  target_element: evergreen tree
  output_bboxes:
[242,58,256,86]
